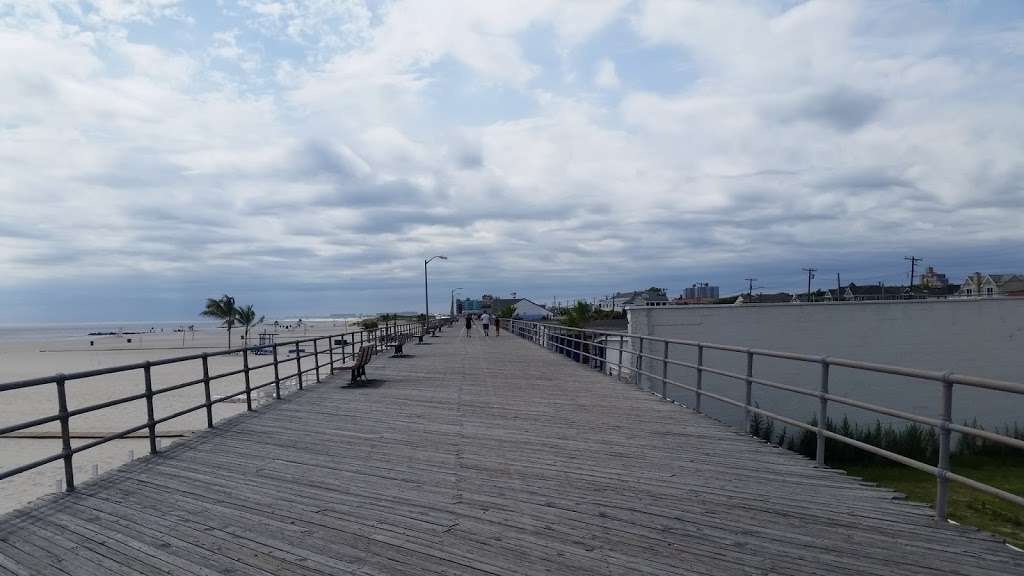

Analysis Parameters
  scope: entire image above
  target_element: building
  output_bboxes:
[684,283,720,301]
[460,298,482,313]
[919,266,948,289]
[959,273,1024,297]
[509,299,554,321]
[600,288,669,309]
[734,292,798,304]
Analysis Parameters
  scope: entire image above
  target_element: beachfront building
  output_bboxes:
[958,273,1024,297]
[919,266,948,289]
[599,288,669,309]
[460,298,483,313]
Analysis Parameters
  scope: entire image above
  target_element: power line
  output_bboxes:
[904,256,922,288]
[802,267,817,302]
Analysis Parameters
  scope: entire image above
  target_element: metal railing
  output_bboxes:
[509,319,1024,526]
[0,321,425,492]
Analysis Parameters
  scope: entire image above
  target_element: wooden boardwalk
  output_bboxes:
[1,326,1020,575]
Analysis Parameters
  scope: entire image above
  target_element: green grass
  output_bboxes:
[844,455,1024,548]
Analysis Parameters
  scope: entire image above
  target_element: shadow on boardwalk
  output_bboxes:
[0,328,1021,575]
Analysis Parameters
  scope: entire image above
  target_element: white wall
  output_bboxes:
[627,299,1024,431]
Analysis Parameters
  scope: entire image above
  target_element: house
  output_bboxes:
[734,292,799,304]
[509,299,554,321]
[958,273,1024,297]
[919,266,948,289]
[600,288,669,308]
[843,283,908,301]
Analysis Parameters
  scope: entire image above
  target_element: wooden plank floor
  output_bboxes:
[1,326,1021,575]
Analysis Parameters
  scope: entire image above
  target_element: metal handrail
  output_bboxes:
[0,322,424,489]
[509,319,1024,525]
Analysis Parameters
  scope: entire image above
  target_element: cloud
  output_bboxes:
[0,0,1023,320]
[594,58,620,89]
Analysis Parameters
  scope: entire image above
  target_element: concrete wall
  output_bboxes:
[627,299,1024,431]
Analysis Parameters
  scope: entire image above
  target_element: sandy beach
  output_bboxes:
[0,319,361,514]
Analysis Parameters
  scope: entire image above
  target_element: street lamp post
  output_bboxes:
[450,287,463,318]
[424,255,447,335]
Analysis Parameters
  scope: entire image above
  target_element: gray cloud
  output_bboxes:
[795,86,885,132]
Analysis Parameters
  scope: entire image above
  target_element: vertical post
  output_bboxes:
[661,340,669,399]
[295,342,303,390]
[816,359,830,466]
[272,345,281,400]
[695,344,704,413]
[617,335,624,380]
[636,337,645,388]
[936,376,954,526]
[242,347,252,411]
[201,354,213,428]
[744,351,753,433]
[313,339,321,383]
[328,335,335,374]
[55,374,75,492]
[144,363,157,455]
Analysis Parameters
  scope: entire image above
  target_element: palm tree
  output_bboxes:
[235,305,265,349]
[200,295,238,348]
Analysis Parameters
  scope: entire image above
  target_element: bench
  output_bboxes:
[337,345,374,386]
[387,333,413,357]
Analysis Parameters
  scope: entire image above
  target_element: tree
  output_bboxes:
[562,300,593,328]
[235,305,265,349]
[497,303,516,318]
[201,295,238,348]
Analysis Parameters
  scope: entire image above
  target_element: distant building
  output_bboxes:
[919,266,948,289]
[733,292,798,304]
[481,294,495,311]
[510,299,554,321]
[959,273,1024,297]
[600,288,669,308]
[460,298,482,312]
[684,283,719,301]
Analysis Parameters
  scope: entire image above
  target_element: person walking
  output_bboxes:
[464,314,473,337]
[480,312,491,336]
[494,316,501,336]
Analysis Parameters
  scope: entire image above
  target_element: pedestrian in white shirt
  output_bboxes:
[480,313,491,336]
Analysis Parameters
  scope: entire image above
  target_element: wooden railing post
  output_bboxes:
[695,344,704,413]
[201,354,213,428]
[144,363,157,454]
[328,336,335,374]
[817,358,830,466]
[936,374,954,525]
[294,342,303,390]
[272,345,281,400]
[242,348,253,411]
[661,341,670,399]
[744,351,754,433]
[55,374,75,492]
[313,339,321,383]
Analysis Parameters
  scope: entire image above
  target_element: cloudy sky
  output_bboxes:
[1,1,1023,321]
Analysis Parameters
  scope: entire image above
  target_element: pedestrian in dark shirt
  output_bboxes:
[494,316,501,336]
[464,315,472,337]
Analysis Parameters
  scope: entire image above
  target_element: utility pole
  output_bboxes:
[745,278,757,296]
[904,256,922,289]
[836,273,841,301]
[802,268,817,303]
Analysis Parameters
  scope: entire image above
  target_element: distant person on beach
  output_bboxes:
[480,312,491,336]
[494,316,501,336]
[464,314,472,337]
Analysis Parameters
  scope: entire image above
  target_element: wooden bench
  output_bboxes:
[386,333,413,357]
[337,345,374,386]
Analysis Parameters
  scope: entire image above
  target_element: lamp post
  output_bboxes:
[450,287,462,318]
[424,255,447,334]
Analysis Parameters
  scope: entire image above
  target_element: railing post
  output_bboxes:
[695,344,704,413]
[55,374,75,492]
[143,362,157,455]
[617,335,624,380]
[295,342,303,390]
[272,345,282,400]
[636,337,645,388]
[201,354,213,428]
[661,340,669,399]
[313,339,321,383]
[817,358,830,466]
[744,350,753,433]
[328,335,335,374]
[936,374,954,526]
[242,348,253,411]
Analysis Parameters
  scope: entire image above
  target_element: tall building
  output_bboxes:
[684,283,720,301]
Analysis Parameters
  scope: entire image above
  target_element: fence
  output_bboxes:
[0,321,425,493]
[509,319,1024,526]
